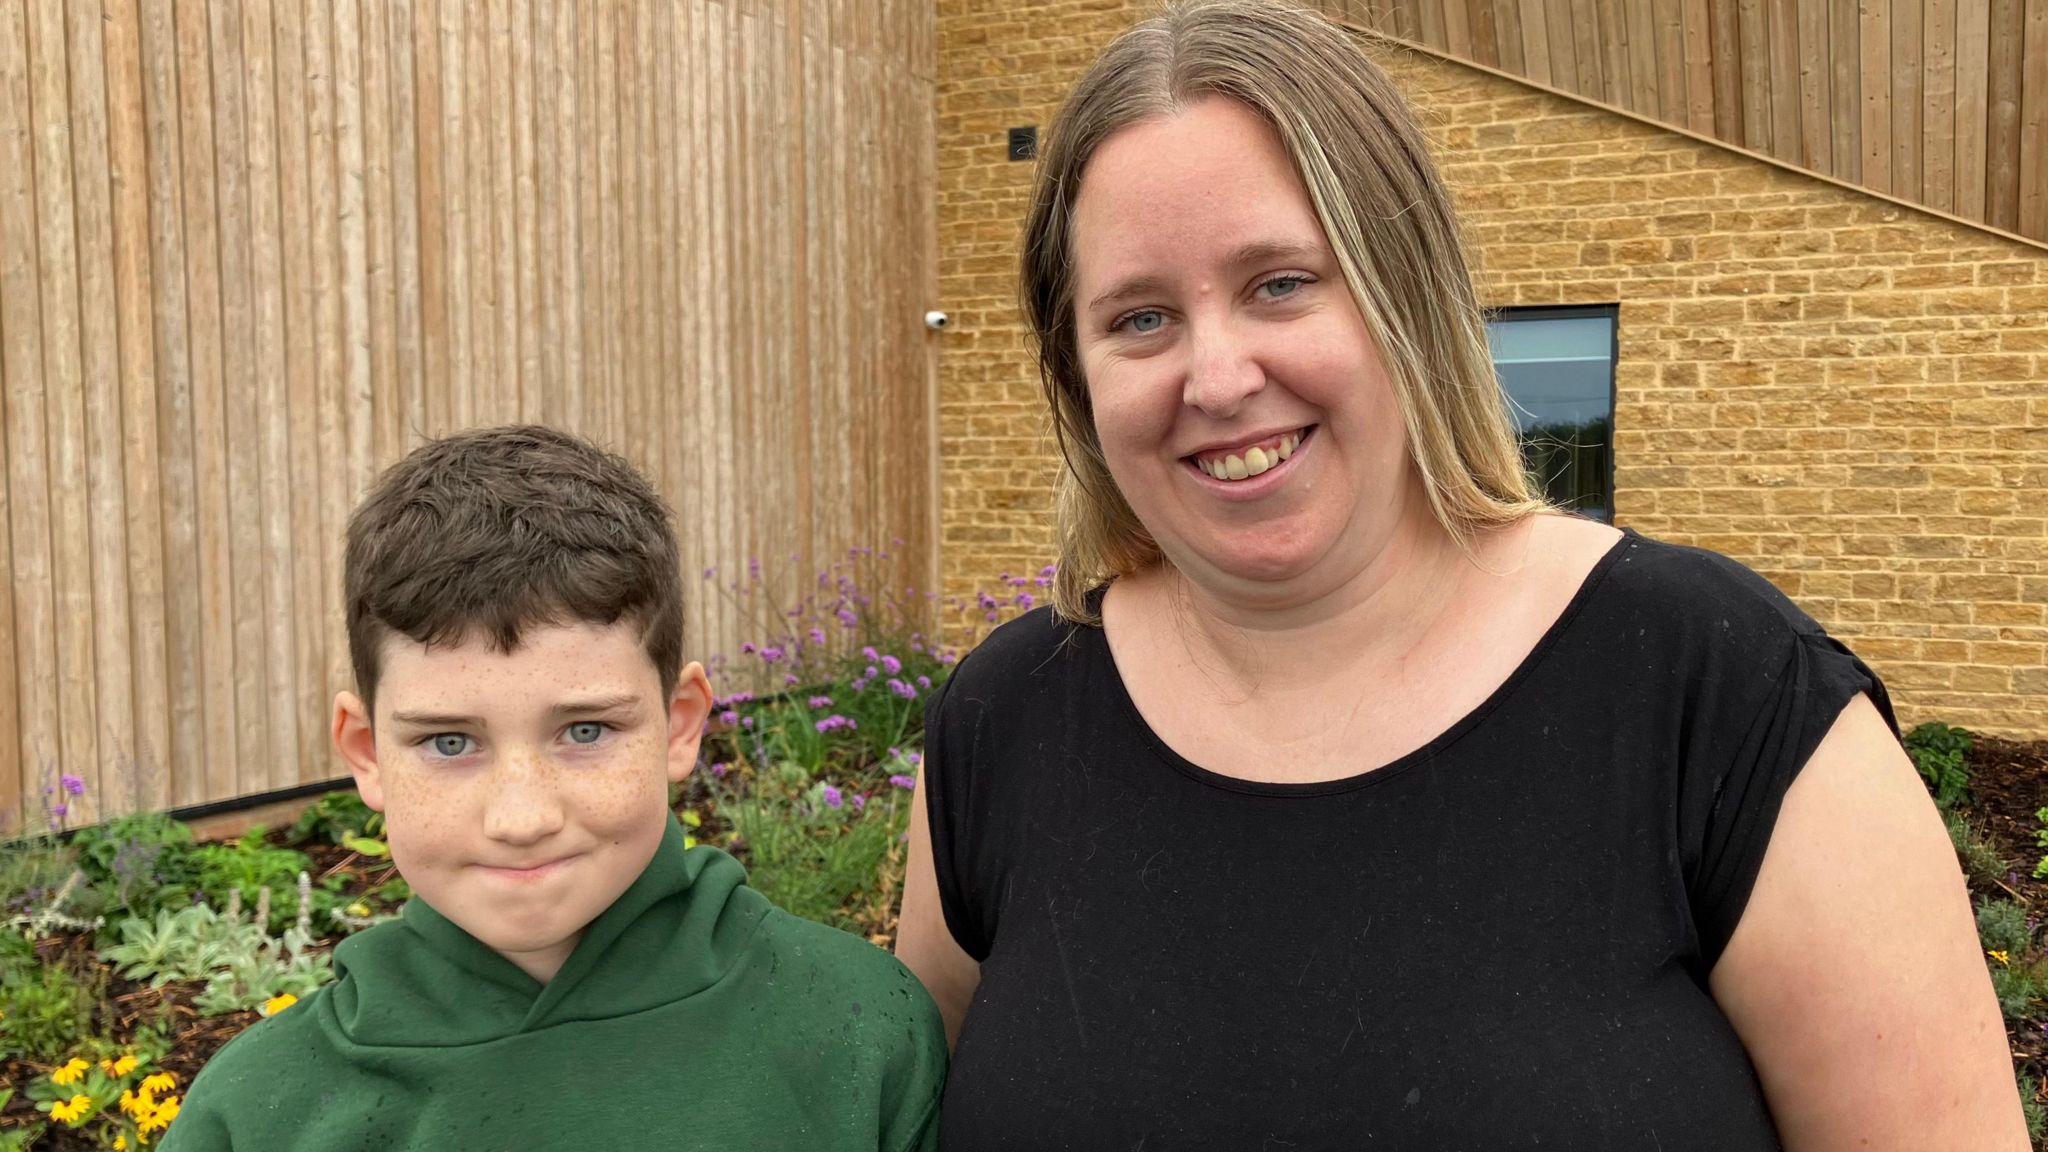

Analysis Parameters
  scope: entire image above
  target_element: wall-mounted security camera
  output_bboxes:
[924,310,951,331]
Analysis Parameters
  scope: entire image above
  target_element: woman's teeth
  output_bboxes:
[1195,431,1301,481]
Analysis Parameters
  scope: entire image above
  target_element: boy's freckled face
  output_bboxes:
[346,620,704,984]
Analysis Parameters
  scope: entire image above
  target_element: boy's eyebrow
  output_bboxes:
[388,710,484,729]
[547,693,645,719]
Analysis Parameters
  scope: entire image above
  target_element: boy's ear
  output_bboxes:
[333,691,387,811]
[666,661,714,785]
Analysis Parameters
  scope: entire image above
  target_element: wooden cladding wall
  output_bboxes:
[0,0,937,831]
[1323,0,2048,244]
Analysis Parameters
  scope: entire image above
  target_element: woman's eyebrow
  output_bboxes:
[1085,241,1328,312]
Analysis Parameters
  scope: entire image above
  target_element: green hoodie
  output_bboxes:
[161,816,945,1151]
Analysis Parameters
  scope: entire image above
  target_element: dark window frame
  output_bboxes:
[1483,303,1620,524]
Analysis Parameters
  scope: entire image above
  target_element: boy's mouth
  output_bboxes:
[1187,426,1313,481]
[477,854,579,881]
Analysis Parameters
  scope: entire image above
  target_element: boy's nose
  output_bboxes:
[481,759,568,845]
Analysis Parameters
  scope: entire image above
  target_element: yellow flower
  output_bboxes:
[346,901,372,917]
[1990,949,2012,966]
[139,1095,180,1133]
[140,1072,177,1096]
[100,1052,139,1077]
[50,1094,94,1125]
[262,992,299,1016]
[50,1057,90,1086]
[114,1137,127,1150]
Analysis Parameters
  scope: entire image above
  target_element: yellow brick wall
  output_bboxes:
[935,2,2048,736]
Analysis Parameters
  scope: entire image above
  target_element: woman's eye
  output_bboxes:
[566,722,607,745]
[1115,309,1164,334]
[1258,276,1307,300]
[430,733,472,758]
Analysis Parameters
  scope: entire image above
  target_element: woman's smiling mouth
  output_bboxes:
[1187,425,1315,482]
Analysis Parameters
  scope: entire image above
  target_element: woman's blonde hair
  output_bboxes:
[1022,0,1546,624]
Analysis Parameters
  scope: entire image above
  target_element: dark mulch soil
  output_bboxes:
[1954,735,2048,1117]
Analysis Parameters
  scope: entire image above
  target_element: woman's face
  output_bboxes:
[1070,96,1421,600]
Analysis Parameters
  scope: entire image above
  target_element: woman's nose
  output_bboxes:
[1181,318,1265,419]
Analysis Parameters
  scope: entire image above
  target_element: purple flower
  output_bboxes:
[916,675,932,690]
[808,695,835,709]
[59,774,85,797]
[49,803,68,819]
[809,628,826,646]
[816,715,858,734]
[710,761,730,778]
[1015,592,1035,611]
[740,716,754,729]
[760,646,785,664]
[861,646,880,661]
[887,678,918,700]
[740,642,757,655]
[904,751,924,770]
[852,794,867,810]
[880,655,902,675]
[836,608,857,628]
[1040,564,1057,577]
[703,566,718,580]
[784,673,799,686]
[719,710,740,726]
[822,784,844,809]
[888,773,917,791]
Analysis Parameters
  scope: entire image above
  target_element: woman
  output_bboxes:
[897,1,2024,1149]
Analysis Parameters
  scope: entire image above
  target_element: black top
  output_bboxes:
[923,531,1892,1151]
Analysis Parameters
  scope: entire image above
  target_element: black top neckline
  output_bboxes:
[1091,527,1638,798]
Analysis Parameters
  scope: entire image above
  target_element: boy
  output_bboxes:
[164,425,946,1151]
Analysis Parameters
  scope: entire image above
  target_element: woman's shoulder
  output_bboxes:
[940,598,1099,698]
[1578,528,1837,669]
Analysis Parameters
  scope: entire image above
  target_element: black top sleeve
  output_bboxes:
[1665,547,1897,966]
[922,655,991,961]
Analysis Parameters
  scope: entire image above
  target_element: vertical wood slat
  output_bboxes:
[1681,0,1716,133]
[2021,0,2048,237]
[1,0,941,828]
[68,0,133,815]
[1957,0,1992,217]
[1989,0,2026,228]
[1894,0,1925,200]
[0,0,56,812]
[105,0,172,812]
[1520,0,1552,85]
[1708,0,1743,141]
[1735,0,1769,150]
[1831,0,1862,181]
[1862,0,1892,192]
[29,0,103,820]
[1926,0,1960,210]
[1766,0,1801,161]
[1797,0,1831,172]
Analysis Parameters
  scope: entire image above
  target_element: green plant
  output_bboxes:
[1977,897,2033,957]
[286,790,389,857]
[0,953,100,1063]
[2021,1073,2045,1147]
[101,904,268,986]
[1946,810,2010,887]
[71,811,200,923]
[1903,721,1973,810]
[192,832,313,934]
[1990,962,2043,1021]
[2035,806,2048,881]
[0,1087,45,1152]
[720,763,909,933]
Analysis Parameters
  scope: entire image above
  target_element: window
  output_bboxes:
[1484,305,1617,523]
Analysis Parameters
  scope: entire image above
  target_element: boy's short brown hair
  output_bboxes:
[344,424,684,716]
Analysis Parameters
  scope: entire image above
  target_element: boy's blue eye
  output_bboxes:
[430,733,472,758]
[566,722,606,745]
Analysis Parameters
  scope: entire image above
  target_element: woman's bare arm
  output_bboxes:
[896,766,982,1049]
[1710,694,2028,1151]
